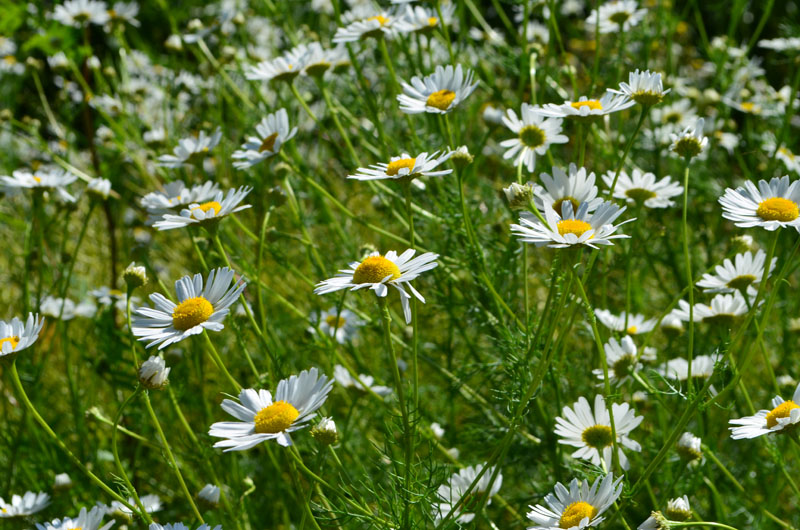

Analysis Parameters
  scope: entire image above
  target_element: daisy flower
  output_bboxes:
[0,491,50,517]
[501,104,568,172]
[595,309,657,335]
[141,180,221,225]
[768,144,800,174]
[157,128,222,168]
[696,250,776,294]
[592,336,655,386]
[670,117,708,159]
[535,92,635,120]
[1,168,78,202]
[333,364,392,397]
[527,473,624,530]
[300,42,348,77]
[105,494,162,518]
[107,2,140,27]
[309,309,365,344]
[0,314,44,363]
[555,394,643,470]
[651,98,697,127]
[132,267,246,350]
[602,168,683,208]
[52,0,110,27]
[35,506,113,530]
[719,175,800,231]
[40,296,96,320]
[730,382,800,439]
[676,432,703,461]
[433,464,502,524]
[150,525,222,530]
[397,64,478,114]
[348,151,452,182]
[511,200,632,249]
[314,249,439,323]
[245,46,307,83]
[333,13,396,43]
[232,109,297,169]
[665,496,691,521]
[758,37,800,52]
[198,484,221,507]
[209,367,333,450]
[396,4,455,34]
[533,164,602,215]
[671,292,750,326]
[659,354,721,381]
[610,69,670,106]
[152,186,252,231]
[586,0,646,34]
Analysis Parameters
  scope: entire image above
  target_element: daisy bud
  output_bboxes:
[232,12,245,25]
[670,118,708,159]
[123,262,147,290]
[87,56,101,69]
[640,511,671,530]
[311,417,339,446]
[665,496,691,521]
[25,57,44,70]
[187,18,204,32]
[87,177,112,200]
[165,34,183,51]
[660,314,684,337]
[503,182,534,210]
[676,432,702,462]
[481,103,504,125]
[449,146,473,168]
[198,484,221,507]
[266,185,287,207]
[138,355,170,390]
[730,234,755,253]
[53,473,72,492]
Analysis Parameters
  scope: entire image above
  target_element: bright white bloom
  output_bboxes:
[670,117,708,158]
[730,383,800,439]
[397,65,478,115]
[53,0,110,27]
[434,464,502,524]
[504,182,535,210]
[586,0,646,34]
[501,104,568,172]
[41,296,96,320]
[132,267,246,349]
[535,92,634,120]
[659,354,721,381]
[106,494,161,517]
[311,416,339,445]
[309,309,365,344]
[595,310,657,335]
[141,180,221,224]
[245,47,307,83]
[533,164,602,215]
[53,473,72,491]
[0,491,50,517]
[107,2,140,27]
[651,98,697,128]
[665,496,691,521]
[719,175,800,231]
[511,201,632,249]
[138,355,170,389]
[768,145,800,174]
[592,336,654,386]
[314,250,439,323]
[0,314,44,362]
[610,69,670,106]
[348,151,452,181]
[123,262,147,289]
[527,473,624,530]
[396,4,454,34]
[299,42,348,76]
[198,484,220,506]
[603,168,683,208]
[696,250,776,294]
[333,13,396,42]
[87,177,112,199]
[555,395,643,470]
[333,364,392,396]
[150,524,221,530]
[35,506,113,530]
[157,128,222,168]
[153,186,252,231]
[676,432,703,461]
[1,168,78,202]
[209,368,333,450]
[660,314,684,335]
[672,292,750,325]
[758,37,800,52]
[232,109,297,169]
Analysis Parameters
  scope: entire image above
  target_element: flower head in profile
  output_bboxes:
[535,92,634,120]
[433,464,502,524]
[314,250,438,323]
[670,117,708,159]
[150,524,221,530]
[0,491,50,517]
[533,164,602,215]
[603,168,683,208]
[586,0,646,34]
[595,309,656,335]
[198,484,220,507]
[527,473,624,529]
[671,291,751,326]
[35,506,112,530]
[348,151,451,182]
[333,13,396,42]
[232,109,297,169]
[610,69,670,106]
[676,432,703,462]
[141,180,221,225]
[245,45,308,84]
[501,103,568,172]
[132,267,246,349]
[209,367,333,449]
[1,168,78,202]
[397,65,478,115]
[153,186,252,231]
[104,494,161,518]
[157,128,222,168]
[730,382,800,439]
[592,335,655,386]
[138,355,170,390]
[309,309,365,344]
[0,314,44,363]
[53,0,110,27]
[697,250,776,294]
[719,175,800,231]
[396,4,454,34]
[659,354,721,381]
[333,364,392,397]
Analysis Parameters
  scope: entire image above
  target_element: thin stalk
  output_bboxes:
[680,158,695,388]
[605,107,647,197]
[111,386,152,524]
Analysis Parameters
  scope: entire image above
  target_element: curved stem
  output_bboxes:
[605,107,647,198]
[111,386,152,524]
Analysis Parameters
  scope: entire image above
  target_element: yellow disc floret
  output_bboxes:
[627,325,638,334]
[0,335,20,351]
[766,400,800,429]
[557,219,592,238]
[325,315,346,328]
[259,132,279,153]
[581,424,614,449]
[570,100,603,111]
[352,256,401,284]
[559,501,598,529]
[191,201,222,219]
[172,296,214,331]
[367,15,389,25]
[756,197,799,222]
[426,89,456,111]
[519,125,546,148]
[386,158,417,177]
[254,401,300,433]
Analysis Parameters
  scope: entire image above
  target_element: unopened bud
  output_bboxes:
[311,417,339,446]
[123,262,147,290]
[138,355,170,390]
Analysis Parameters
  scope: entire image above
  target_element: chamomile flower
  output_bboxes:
[348,151,452,182]
[586,0,646,33]
[0,491,50,517]
[106,494,162,518]
[107,2,140,27]
[533,164,602,214]
[300,42,348,77]
[309,309,365,344]
[315,250,438,323]
[719,175,800,231]
[333,13,396,43]
[141,180,221,224]
[132,267,246,349]
[150,524,222,530]
[209,367,333,450]
[535,92,634,120]
[153,186,252,231]
[157,128,222,168]
[696,250,776,294]
[602,168,683,208]
[245,48,306,83]
[198,484,220,507]
[527,473,624,530]
[0,314,44,363]
[768,145,800,174]
[758,37,800,52]
[730,382,800,439]
[397,64,478,114]
[35,506,113,530]
[651,98,697,127]
[511,200,632,249]
[670,117,708,159]
[610,69,670,106]
[433,464,502,524]
[396,4,454,34]
[592,336,654,386]
[53,0,110,27]
[665,496,691,521]
[659,354,721,381]
[555,394,643,470]
[595,310,655,335]
[677,432,703,461]
[501,104,568,172]
[333,364,392,396]
[232,109,297,169]
[1,168,78,202]
[672,292,750,326]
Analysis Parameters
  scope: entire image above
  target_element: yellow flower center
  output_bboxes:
[386,158,417,177]
[325,315,346,328]
[33,176,42,183]
[367,15,389,26]
[191,201,222,219]
[426,89,456,111]
[352,256,401,284]
[779,147,795,160]
[625,188,657,202]
[3,55,16,65]
[557,219,592,238]
[726,274,756,290]
[259,132,279,153]
[427,16,438,26]
[756,197,799,222]
[627,325,638,334]
[254,401,300,433]
[581,424,614,449]
[552,197,580,216]
[172,296,214,331]
[570,100,603,111]
[740,101,757,113]
[559,501,598,529]
[0,336,20,351]
[519,125,546,148]
[766,400,800,429]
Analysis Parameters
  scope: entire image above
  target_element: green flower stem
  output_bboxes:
[671,523,740,530]
[680,158,695,389]
[317,80,361,166]
[256,205,274,337]
[289,81,319,124]
[195,38,255,110]
[434,0,455,64]
[402,182,420,414]
[202,330,243,392]
[111,385,152,524]
[605,106,647,198]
